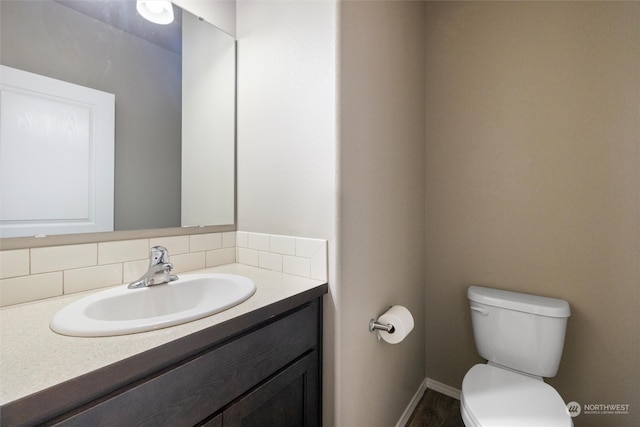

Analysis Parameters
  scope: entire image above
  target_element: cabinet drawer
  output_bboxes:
[53,303,318,426]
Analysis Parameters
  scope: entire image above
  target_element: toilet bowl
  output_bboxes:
[461,286,573,427]
[461,364,573,427]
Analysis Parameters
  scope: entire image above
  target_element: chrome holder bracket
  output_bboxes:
[369,319,395,334]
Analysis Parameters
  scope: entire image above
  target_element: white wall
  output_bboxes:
[235,1,338,423]
[236,1,337,241]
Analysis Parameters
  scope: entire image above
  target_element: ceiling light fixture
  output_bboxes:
[136,0,174,25]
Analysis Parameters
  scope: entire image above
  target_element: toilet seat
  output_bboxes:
[461,364,573,427]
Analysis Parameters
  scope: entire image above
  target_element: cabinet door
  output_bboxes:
[197,413,222,427]
[223,353,319,427]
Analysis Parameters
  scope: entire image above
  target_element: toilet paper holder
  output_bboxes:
[369,305,414,344]
[369,318,395,334]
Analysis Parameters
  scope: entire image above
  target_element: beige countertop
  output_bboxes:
[0,263,326,406]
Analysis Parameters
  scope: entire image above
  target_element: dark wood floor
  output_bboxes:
[406,389,465,427]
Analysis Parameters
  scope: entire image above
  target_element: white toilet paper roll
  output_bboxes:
[377,305,414,344]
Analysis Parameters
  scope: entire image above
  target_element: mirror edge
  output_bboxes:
[0,224,236,250]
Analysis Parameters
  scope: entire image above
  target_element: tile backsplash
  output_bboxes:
[0,231,328,307]
[236,231,327,282]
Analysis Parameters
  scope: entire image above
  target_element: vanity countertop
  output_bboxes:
[0,263,327,407]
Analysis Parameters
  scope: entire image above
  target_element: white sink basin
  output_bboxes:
[50,274,256,337]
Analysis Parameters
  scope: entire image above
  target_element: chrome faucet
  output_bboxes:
[128,246,178,289]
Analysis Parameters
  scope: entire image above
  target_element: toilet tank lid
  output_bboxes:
[468,286,570,318]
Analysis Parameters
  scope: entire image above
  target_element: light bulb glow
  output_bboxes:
[136,0,174,25]
[146,2,164,14]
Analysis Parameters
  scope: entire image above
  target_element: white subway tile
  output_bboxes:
[270,235,296,255]
[31,244,97,274]
[172,252,206,273]
[296,238,325,258]
[99,239,148,265]
[310,241,328,282]
[238,248,259,266]
[222,232,236,248]
[236,231,248,248]
[150,236,190,255]
[0,272,62,306]
[123,259,148,283]
[206,248,236,267]
[283,256,311,278]
[64,264,123,294]
[190,233,222,252]
[0,249,30,279]
[3,231,328,307]
[259,251,282,272]
[247,233,270,251]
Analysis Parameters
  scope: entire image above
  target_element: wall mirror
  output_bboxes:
[0,0,235,246]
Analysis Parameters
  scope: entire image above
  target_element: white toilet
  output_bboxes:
[460,286,573,427]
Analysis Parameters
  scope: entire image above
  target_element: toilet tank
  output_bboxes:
[468,286,571,378]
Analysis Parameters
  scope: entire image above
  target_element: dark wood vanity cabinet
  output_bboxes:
[4,296,323,427]
[216,352,318,427]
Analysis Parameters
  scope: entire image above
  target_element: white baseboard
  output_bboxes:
[426,378,461,400]
[396,377,462,427]
[395,378,428,427]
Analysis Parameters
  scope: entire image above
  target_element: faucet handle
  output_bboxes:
[149,246,170,265]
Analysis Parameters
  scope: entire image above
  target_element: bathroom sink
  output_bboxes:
[50,274,256,337]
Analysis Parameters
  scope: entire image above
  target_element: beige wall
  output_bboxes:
[339,1,426,425]
[424,2,639,426]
